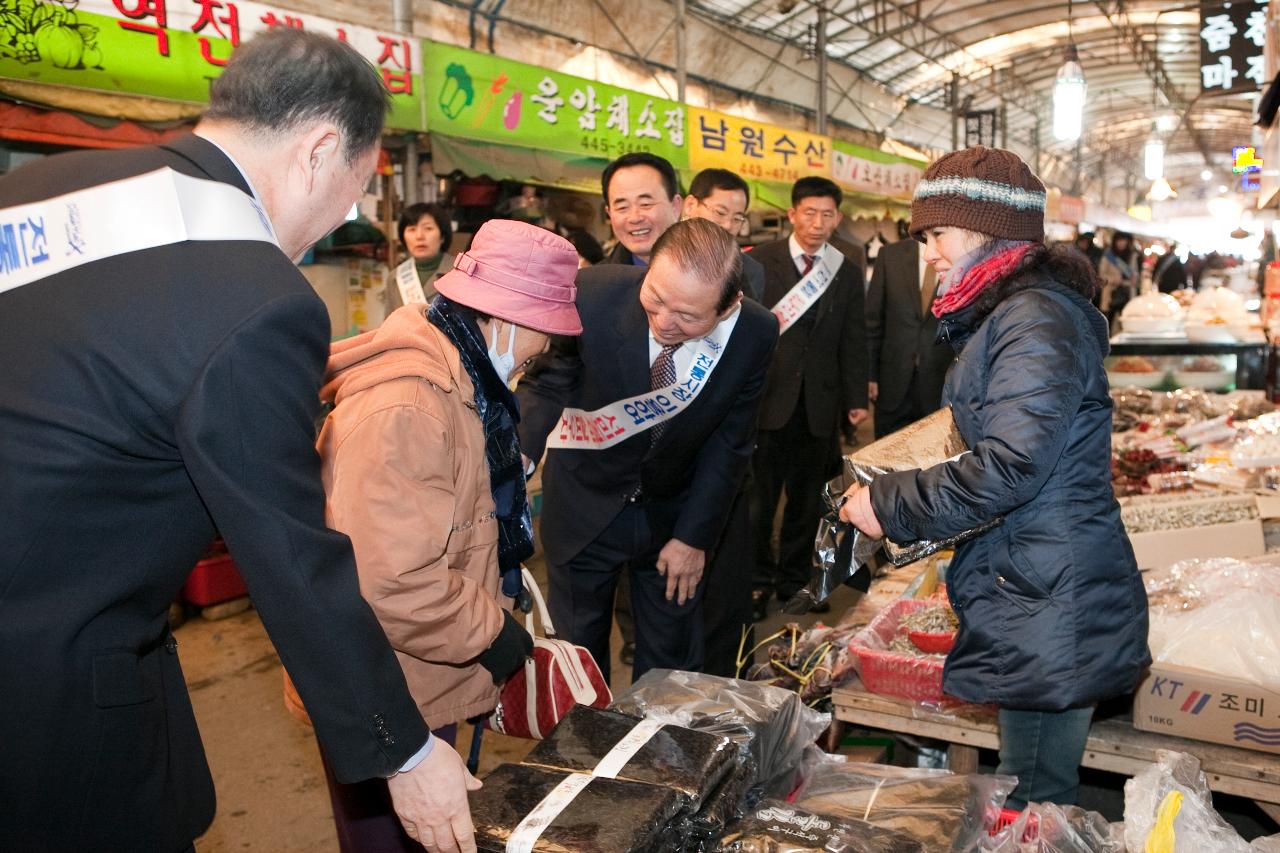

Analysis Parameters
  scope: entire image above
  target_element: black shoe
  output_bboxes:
[809,600,831,614]
[619,642,635,666]
[751,589,771,622]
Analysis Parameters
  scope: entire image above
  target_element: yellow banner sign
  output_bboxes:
[687,107,831,185]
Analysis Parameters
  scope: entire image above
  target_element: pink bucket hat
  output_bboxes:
[435,219,583,335]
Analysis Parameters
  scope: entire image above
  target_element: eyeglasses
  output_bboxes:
[699,201,749,226]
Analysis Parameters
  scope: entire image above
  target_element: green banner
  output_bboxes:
[425,40,689,168]
[0,0,426,130]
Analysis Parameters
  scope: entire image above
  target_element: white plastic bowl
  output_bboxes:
[1184,324,1237,343]
[1122,316,1182,336]
[1173,369,1236,390]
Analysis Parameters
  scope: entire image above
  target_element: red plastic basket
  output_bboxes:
[849,598,948,702]
[988,807,1040,841]
[182,554,248,606]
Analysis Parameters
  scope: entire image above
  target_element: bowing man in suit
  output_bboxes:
[518,220,779,683]
[747,177,870,614]
[0,31,476,853]
[866,236,955,438]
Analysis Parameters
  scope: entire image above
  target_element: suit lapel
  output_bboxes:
[615,286,652,399]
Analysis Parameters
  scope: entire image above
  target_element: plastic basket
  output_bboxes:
[987,807,1040,841]
[849,598,947,702]
[182,554,248,606]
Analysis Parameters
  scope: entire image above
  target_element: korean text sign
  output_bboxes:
[687,106,832,184]
[424,41,688,167]
[0,0,426,130]
[1199,0,1267,94]
[830,140,924,201]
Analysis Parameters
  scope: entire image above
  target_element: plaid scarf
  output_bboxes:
[428,296,533,599]
[932,241,1036,318]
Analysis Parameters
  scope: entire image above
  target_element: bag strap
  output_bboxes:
[520,566,557,638]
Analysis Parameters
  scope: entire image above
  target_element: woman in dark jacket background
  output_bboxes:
[840,147,1149,807]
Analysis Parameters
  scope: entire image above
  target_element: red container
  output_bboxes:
[850,598,948,702]
[908,629,956,655]
[987,807,1040,841]
[182,554,248,606]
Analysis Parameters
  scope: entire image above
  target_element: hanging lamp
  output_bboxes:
[1053,0,1087,141]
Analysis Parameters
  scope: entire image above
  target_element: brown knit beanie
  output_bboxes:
[909,146,1046,243]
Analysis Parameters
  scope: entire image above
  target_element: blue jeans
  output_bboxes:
[997,706,1094,807]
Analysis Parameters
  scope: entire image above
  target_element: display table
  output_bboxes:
[831,682,1280,824]
[1108,337,1266,389]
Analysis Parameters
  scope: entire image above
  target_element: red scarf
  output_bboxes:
[931,242,1036,318]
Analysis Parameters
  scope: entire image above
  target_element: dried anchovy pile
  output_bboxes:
[888,635,943,658]
[899,606,959,634]
[1119,493,1257,534]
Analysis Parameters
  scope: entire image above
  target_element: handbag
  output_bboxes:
[489,567,611,739]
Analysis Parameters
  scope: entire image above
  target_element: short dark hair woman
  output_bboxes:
[839,147,1150,808]
[392,202,455,307]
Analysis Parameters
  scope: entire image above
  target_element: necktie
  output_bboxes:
[921,263,938,315]
[801,254,816,277]
[650,343,680,443]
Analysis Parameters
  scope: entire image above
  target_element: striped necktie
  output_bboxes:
[650,343,680,443]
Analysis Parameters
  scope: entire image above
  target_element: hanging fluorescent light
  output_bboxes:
[1156,113,1178,133]
[1053,45,1087,142]
[1201,168,1214,181]
[1149,176,1177,201]
[1144,137,1165,181]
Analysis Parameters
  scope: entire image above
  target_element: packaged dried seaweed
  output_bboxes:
[792,407,1001,613]
[471,763,684,853]
[521,704,735,812]
[792,759,1016,852]
[717,800,925,853]
[677,756,759,852]
[608,669,830,794]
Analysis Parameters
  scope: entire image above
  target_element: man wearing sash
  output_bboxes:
[747,177,870,617]
[517,219,778,683]
[0,31,476,853]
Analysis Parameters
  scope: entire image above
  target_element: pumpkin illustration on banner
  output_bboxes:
[0,0,102,69]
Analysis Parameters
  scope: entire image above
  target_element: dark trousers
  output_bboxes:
[319,724,458,853]
[873,368,936,439]
[751,392,832,601]
[702,488,753,677]
[548,502,705,685]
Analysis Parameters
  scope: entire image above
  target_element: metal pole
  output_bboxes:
[999,103,1007,149]
[950,73,959,152]
[675,0,687,103]
[392,0,412,34]
[404,138,420,206]
[1032,117,1041,176]
[816,3,828,135]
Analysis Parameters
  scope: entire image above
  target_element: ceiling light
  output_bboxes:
[1156,113,1178,133]
[1201,169,1214,181]
[1144,137,1165,181]
[1219,184,1229,194]
[1053,46,1087,142]
[1149,176,1176,201]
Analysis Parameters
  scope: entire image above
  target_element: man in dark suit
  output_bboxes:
[683,168,766,302]
[748,177,869,616]
[600,151,683,267]
[866,236,955,438]
[519,220,778,683]
[0,31,475,853]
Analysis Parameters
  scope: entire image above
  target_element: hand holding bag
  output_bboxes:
[489,567,611,739]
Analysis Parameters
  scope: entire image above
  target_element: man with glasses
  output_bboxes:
[747,177,869,618]
[682,168,766,302]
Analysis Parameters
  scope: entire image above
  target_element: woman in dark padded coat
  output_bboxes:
[840,147,1149,808]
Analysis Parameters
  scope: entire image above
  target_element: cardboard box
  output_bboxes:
[1132,662,1280,755]
[1127,518,1265,570]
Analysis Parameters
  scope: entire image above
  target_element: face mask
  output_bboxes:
[487,321,518,384]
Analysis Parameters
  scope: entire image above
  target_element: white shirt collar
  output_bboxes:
[194,131,279,242]
[789,233,826,263]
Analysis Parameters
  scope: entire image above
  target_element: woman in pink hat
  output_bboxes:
[284,219,583,853]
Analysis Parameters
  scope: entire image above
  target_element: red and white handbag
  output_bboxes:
[489,567,611,739]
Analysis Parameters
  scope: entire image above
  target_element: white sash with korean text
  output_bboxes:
[546,307,740,451]
[394,257,429,306]
[0,168,277,297]
[770,248,845,334]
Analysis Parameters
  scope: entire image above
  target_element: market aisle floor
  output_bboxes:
[185,561,858,852]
